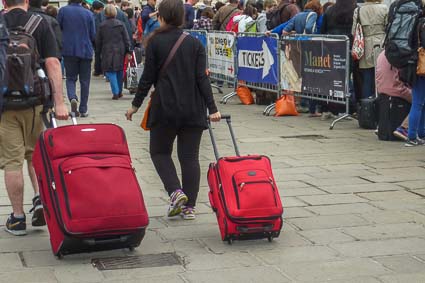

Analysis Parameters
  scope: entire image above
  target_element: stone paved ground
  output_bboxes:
[0,77,425,283]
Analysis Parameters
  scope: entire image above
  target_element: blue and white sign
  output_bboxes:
[237,37,278,84]
[188,30,207,49]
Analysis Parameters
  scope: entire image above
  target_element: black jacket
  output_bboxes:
[96,18,131,72]
[29,7,62,57]
[321,5,354,44]
[132,28,218,129]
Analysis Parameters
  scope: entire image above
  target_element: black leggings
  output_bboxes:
[149,126,203,207]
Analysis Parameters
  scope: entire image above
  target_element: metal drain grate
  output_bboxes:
[280,135,328,140]
[92,253,182,271]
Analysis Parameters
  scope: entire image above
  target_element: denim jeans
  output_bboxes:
[63,56,92,114]
[360,68,375,99]
[408,76,425,139]
[105,71,124,96]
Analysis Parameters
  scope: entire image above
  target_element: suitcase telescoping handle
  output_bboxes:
[207,114,240,161]
[50,112,78,128]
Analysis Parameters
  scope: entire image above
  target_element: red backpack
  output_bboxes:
[226,12,242,32]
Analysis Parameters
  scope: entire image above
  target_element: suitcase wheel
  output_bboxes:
[267,235,273,242]
[56,252,64,260]
[128,247,135,252]
[226,236,233,245]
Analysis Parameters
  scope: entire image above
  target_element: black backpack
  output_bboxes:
[384,0,422,68]
[266,4,289,30]
[2,14,46,111]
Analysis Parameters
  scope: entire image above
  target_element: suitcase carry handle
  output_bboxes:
[83,235,130,246]
[50,112,77,128]
[207,115,240,161]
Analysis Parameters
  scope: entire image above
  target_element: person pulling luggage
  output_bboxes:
[126,0,221,220]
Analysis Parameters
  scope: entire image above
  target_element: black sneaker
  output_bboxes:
[29,195,46,227]
[405,138,425,147]
[5,214,27,236]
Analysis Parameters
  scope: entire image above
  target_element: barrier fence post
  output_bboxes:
[329,35,352,130]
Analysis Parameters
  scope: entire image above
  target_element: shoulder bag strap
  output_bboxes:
[24,14,43,36]
[158,32,188,78]
[220,7,238,30]
[303,12,315,34]
[356,6,361,26]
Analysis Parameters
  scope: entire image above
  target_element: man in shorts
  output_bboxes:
[1,0,68,236]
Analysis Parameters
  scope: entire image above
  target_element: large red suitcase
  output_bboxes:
[207,115,283,244]
[32,116,149,257]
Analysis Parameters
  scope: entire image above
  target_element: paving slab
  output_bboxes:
[288,214,370,230]
[182,266,291,283]
[299,228,356,245]
[379,273,425,283]
[330,238,425,257]
[277,258,391,282]
[342,223,425,240]
[305,203,381,216]
[373,255,425,273]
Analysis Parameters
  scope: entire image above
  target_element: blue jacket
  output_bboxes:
[184,3,195,29]
[141,4,155,30]
[58,3,95,59]
[272,10,317,35]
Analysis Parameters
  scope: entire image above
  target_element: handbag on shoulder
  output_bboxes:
[140,32,188,131]
[352,7,365,61]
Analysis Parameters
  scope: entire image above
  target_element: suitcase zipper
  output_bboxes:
[232,178,278,209]
[58,155,131,220]
[39,133,74,236]
[215,163,282,222]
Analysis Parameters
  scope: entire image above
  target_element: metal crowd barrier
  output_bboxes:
[185,30,223,93]
[223,32,281,109]
[205,31,238,102]
[279,34,351,129]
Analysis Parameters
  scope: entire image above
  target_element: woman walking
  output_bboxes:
[96,4,131,100]
[126,0,221,220]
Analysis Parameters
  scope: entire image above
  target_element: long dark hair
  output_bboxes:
[330,0,356,25]
[144,0,184,47]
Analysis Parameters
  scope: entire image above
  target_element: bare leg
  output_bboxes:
[27,161,39,195]
[4,170,25,215]
[401,115,409,129]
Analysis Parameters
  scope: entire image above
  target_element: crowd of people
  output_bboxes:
[0,0,424,237]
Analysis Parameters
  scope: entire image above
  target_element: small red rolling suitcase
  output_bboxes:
[32,115,149,258]
[207,115,284,244]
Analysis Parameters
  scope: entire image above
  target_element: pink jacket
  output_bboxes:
[376,51,412,102]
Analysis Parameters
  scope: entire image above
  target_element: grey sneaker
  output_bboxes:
[167,189,188,217]
[80,112,89,118]
[70,99,80,117]
[181,207,196,220]
[405,138,425,147]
